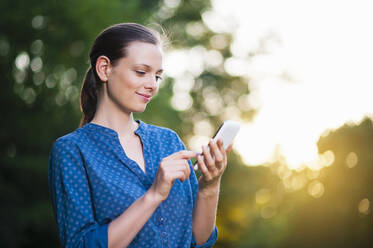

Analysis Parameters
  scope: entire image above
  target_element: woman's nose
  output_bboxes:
[144,75,158,89]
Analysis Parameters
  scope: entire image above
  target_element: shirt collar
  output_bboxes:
[135,119,147,137]
[82,119,146,138]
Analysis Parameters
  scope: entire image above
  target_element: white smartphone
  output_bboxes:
[193,120,241,170]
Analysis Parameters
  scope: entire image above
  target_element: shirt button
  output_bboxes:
[159,217,164,224]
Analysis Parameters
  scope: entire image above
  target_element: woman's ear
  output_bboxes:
[95,56,111,82]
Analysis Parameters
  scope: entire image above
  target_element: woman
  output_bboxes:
[48,23,232,248]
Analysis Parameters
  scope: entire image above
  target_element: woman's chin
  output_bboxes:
[132,105,147,113]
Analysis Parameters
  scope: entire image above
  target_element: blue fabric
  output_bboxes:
[48,120,218,248]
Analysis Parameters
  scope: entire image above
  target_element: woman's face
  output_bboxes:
[105,41,163,114]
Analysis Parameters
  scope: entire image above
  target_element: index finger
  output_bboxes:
[166,150,198,160]
[226,143,233,154]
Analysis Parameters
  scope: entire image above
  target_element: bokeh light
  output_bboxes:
[358,198,370,215]
[346,152,358,168]
[307,180,325,198]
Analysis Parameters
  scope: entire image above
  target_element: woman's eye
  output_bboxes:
[135,70,146,75]
[156,75,163,82]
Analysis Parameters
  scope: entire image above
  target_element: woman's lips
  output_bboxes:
[136,92,151,102]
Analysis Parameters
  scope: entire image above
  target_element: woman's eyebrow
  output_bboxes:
[135,63,163,73]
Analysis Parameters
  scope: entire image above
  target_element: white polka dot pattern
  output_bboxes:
[48,120,218,248]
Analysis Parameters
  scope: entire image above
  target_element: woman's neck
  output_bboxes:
[90,103,139,140]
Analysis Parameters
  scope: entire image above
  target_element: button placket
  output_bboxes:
[157,205,169,247]
[161,231,169,248]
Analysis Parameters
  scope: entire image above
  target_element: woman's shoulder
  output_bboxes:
[141,121,180,139]
[141,121,186,151]
[51,127,86,151]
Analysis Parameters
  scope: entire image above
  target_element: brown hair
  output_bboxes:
[79,23,161,127]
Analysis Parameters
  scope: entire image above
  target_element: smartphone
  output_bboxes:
[193,120,241,170]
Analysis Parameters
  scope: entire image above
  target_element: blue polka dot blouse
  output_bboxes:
[48,120,218,248]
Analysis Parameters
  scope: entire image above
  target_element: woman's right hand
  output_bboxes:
[149,150,197,202]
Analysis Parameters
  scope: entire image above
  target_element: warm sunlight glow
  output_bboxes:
[211,0,373,169]
[164,0,373,170]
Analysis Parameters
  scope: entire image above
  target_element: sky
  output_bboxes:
[204,0,373,169]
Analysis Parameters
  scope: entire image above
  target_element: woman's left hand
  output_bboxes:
[197,139,232,192]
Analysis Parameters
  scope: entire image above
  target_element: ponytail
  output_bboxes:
[79,67,99,127]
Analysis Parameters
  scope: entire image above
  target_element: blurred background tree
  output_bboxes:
[1,0,372,247]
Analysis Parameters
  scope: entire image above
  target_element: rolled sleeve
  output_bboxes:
[48,138,108,248]
[77,223,108,247]
[191,227,218,248]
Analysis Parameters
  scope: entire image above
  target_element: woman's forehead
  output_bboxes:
[123,41,163,69]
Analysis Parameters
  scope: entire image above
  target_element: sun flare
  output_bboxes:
[211,0,373,169]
